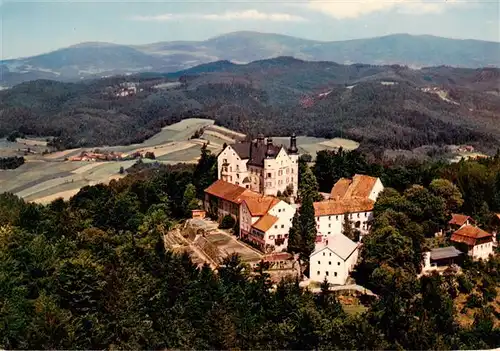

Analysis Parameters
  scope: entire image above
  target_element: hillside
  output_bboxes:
[0,58,499,153]
[1,32,499,87]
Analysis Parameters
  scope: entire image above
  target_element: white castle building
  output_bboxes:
[217,134,299,197]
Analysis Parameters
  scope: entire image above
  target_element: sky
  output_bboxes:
[1,0,499,59]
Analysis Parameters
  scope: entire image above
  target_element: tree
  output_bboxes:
[429,178,464,212]
[299,195,317,261]
[298,161,322,202]
[182,183,199,217]
[342,213,356,241]
[193,144,217,197]
[287,212,302,255]
[119,166,125,174]
[144,151,156,160]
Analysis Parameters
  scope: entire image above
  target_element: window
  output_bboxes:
[278,209,281,212]
[277,234,282,239]
[357,213,360,218]
[281,224,284,228]
[334,272,337,277]
[236,173,240,178]
[267,172,272,178]
[269,235,274,239]
[230,167,232,172]
[328,224,331,228]
[274,225,278,229]
[317,271,320,275]
[336,216,339,220]
[329,253,332,256]
[328,232,331,234]
[328,216,331,220]
[323,252,325,256]
[223,158,227,163]
[329,261,331,265]
[318,261,320,265]
[338,262,340,266]
[236,165,240,171]
[236,182,239,185]
[326,271,329,276]
[285,234,288,238]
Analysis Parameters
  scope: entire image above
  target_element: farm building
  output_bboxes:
[313,175,384,242]
[309,234,359,285]
[451,225,494,260]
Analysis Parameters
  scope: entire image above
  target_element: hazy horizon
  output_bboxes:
[2,0,499,60]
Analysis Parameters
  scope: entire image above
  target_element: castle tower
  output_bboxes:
[288,133,299,198]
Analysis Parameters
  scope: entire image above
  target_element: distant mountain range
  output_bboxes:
[1,31,499,87]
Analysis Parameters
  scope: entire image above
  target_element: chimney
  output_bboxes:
[288,132,298,154]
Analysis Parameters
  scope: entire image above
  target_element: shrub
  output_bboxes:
[220,215,235,229]
[457,274,473,294]
[466,293,483,309]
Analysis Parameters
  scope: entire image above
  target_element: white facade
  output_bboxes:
[241,199,297,252]
[368,178,385,201]
[218,145,249,188]
[309,234,359,285]
[315,211,374,241]
[468,241,494,260]
[217,136,299,198]
[262,148,299,197]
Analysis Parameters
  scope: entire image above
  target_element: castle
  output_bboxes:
[217,134,299,198]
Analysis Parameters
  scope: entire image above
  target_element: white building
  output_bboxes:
[309,234,359,285]
[217,134,299,197]
[451,225,494,260]
[313,175,384,242]
[204,179,297,253]
[204,179,260,223]
[240,197,296,252]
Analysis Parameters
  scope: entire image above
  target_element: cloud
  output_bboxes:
[131,10,306,22]
[303,0,459,19]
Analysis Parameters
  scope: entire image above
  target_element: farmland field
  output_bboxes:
[0,118,359,203]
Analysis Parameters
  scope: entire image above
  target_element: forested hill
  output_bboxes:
[0,59,499,152]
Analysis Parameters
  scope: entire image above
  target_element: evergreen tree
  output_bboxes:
[299,194,317,261]
[193,144,217,197]
[182,183,199,217]
[342,213,356,241]
[287,212,302,255]
[298,161,322,202]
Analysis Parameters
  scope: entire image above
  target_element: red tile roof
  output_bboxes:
[252,214,279,233]
[330,178,352,199]
[204,180,259,204]
[449,213,475,226]
[451,225,493,246]
[314,198,375,216]
[330,174,379,200]
[243,196,280,216]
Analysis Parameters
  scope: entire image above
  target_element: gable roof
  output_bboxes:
[449,214,475,226]
[243,196,280,217]
[330,178,352,199]
[312,233,358,261]
[252,214,279,233]
[430,246,463,261]
[314,198,375,216]
[204,180,259,204]
[451,225,493,246]
[330,174,379,200]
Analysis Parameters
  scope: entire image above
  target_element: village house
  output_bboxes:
[313,175,384,242]
[451,225,494,260]
[421,246,463,274]
[217,134,299,198]
[204,179,261,223]
[240,197,296,252]
[309,233,359,285]
[204,179,296,252]
[448,213,476,231]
